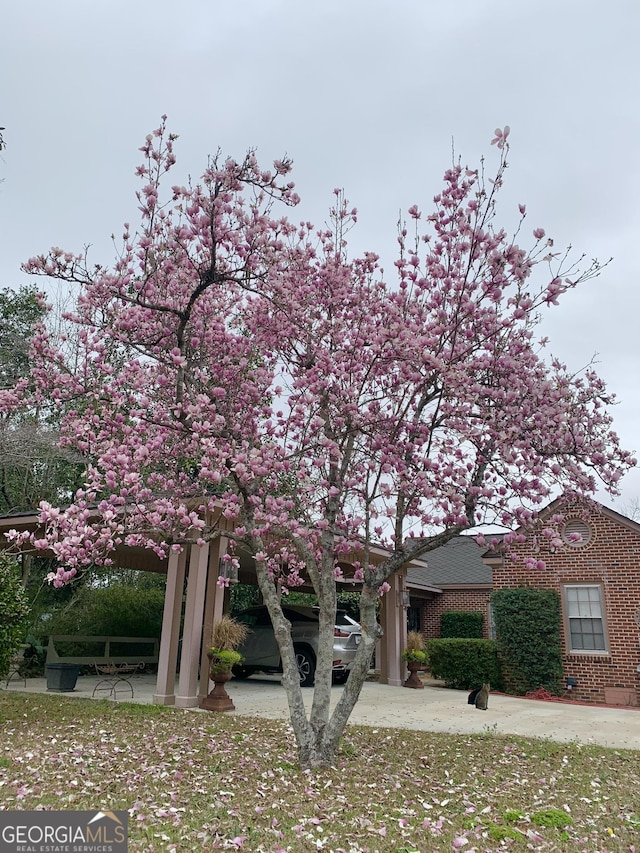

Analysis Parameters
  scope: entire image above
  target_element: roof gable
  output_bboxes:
[517,495,640,540]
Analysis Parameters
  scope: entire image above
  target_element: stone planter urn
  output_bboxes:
[403,659,425,689]
[199,651,239,712]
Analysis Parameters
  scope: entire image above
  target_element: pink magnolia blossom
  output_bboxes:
[491,125,511,149]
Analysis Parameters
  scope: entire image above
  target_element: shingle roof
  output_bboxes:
[407,535,492,588]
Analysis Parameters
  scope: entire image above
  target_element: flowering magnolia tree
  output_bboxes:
[2,120,634,768]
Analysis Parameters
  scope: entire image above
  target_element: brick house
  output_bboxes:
[486,498,640,707]
[406,500,640,707]
[407,535,493,639]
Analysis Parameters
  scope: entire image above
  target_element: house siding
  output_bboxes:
[493,506,640,706]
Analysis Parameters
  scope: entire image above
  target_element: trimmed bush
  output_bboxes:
[43,582,165,647]
[440,610,484,638]
[491,587,563,695]
[426,638,502,690]
[0,553,30,680]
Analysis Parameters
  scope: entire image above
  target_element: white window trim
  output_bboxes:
[563,583,608,654]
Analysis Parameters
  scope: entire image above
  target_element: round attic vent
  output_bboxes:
[562,518,592,547]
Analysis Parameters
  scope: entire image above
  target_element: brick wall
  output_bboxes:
[420,589,492,639]
[493,505,640,706]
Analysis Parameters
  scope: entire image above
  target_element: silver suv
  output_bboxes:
[232,605,361,686]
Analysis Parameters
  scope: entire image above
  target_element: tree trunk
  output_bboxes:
[250,535,381,769]
[286,585,380,770]
[21,552,33,586]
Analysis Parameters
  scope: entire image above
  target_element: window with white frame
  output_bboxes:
[564,584,607,652]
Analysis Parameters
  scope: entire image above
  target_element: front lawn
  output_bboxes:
[1,693,639,851]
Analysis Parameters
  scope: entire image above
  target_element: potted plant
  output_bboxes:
[200,615,249,712]
[209,649,243,676]
[402,630,428,689]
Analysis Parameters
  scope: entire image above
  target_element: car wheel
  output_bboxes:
[232,665,253,680]
[294,647,315,687]
[332,672,348,685]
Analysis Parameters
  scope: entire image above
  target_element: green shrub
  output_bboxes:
[425,638,502,690]
[491,587,563,695]
[250,588,363,622]
[0,553,30,680]
[440,610,484,638]
[43,582,165,643]
[336,591,362,621]
[230,583,261,613]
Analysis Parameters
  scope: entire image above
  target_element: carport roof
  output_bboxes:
[0,509,435,583]
[0,509,169,574]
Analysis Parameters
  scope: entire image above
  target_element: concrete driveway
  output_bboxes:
[224,677,640,750]
[4,674,640,750]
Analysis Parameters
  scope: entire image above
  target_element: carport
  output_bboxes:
[1,509,427,706]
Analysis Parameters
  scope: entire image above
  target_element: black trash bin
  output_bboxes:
[46,663,81,692]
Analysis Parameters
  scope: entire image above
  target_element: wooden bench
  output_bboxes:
[46,635,159,666]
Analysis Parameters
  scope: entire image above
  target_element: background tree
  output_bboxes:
[0,552,30,679]
[0,286,83,515]
[2,120,633,768]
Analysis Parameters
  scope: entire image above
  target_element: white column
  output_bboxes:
[175,541,210,708]
[153,548,187,705]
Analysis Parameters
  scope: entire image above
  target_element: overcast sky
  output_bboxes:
[2,0,640,510]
